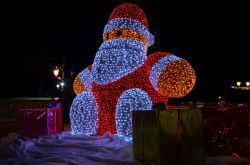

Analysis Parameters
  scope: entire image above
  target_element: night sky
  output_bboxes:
[1,1,249,101]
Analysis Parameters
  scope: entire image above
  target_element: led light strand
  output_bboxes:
[79,67,93,91]
[73,74,86,95]
[150,55,181,91]
[103,28,148,46]
[70,92,98,135]
[108,3,149,28]
[116,88,152,141]
[158,60,196,98]
[92,53,169,135]
[92,39,147,85]
[73,66,93,95]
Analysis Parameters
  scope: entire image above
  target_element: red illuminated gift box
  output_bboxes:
[19,107,62,138]
[132,107,205,165]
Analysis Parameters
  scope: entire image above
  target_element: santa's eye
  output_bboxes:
[116,30,122,37]
[106,32,109,40]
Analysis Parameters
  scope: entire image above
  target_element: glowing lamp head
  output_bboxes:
[53,66,59,77]
[103,3,155,47]
[236,81,241,87]
[60,82,65,87]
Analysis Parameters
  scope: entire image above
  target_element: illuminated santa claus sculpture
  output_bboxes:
[70,3,196,141]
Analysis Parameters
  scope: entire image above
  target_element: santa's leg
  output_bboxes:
[115,88,152,141]
[70,91,98,135]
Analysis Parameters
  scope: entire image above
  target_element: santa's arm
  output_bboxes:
[73,64,93,95]
[148,52,196,98]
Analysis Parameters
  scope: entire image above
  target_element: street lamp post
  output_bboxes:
[53,66,65,91]
[232,81,250,90]
[53,65,65,131]
[52,57,75,132]
[231,80,250,112]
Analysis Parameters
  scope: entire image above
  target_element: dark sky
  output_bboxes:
[1,0,249,101]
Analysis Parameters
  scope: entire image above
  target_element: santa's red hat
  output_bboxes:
[103,3,155,46]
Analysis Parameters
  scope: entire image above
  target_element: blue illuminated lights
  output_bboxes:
[104,18,155,46]
[150,55,181,91]
[92,39,147,85]
[116,88,152,141]
[70,92,98,135]
[79,67,93,91]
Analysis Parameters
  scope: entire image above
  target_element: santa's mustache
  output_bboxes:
[92,38,147,85]
[99,38,147,53]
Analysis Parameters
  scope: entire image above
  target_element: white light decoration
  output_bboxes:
[103,18,155,46]
[70,91,98,135]
[116,88,152,141]
[79,67,93,91]
[150,55,181,91]
[92,38,147,85]
[69,3,197,138]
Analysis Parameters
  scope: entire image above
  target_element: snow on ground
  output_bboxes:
[1,132,250,165]
[0,132,143,165]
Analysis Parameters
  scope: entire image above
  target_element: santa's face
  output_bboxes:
[92,38,147,85]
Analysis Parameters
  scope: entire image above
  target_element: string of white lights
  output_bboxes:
[70,92,98,135]
[116,88,152,141]
[79,67,93,91]
[150,55,181,91]
[92,38,147,85]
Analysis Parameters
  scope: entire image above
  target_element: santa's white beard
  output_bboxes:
[92,39,147,85]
